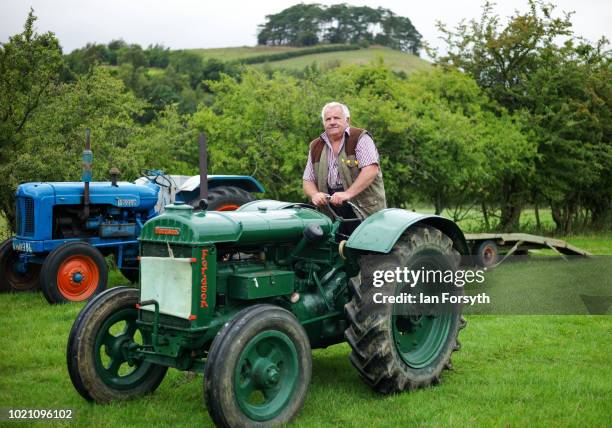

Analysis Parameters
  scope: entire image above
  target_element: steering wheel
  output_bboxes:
[323,195,366,223]
[140,169,174,188]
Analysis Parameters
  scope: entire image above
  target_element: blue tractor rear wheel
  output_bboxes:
[0,238,40,292]
[190,186,255,211]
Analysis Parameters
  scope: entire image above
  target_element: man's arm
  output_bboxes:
[303,180,328,207]
[303,150,328,206]
[329,164,378,206]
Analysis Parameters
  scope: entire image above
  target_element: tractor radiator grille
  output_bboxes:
[141,242,193,258]
[16,197,35,237]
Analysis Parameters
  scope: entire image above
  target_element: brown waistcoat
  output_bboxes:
[309,127,386,217]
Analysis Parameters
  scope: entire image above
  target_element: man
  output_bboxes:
[303,102,386,234]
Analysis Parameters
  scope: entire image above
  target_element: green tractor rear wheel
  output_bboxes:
[345,225,466,393]
[204,305,311,428]
[66,287,167,403]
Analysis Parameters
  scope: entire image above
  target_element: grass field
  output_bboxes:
[253,45,430,73]
[0,213,610,426]
[0,298,610,426]
[0,234,610,426]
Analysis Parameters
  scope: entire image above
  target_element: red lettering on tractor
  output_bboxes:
[154,226,180,236]
[200,249,209,308]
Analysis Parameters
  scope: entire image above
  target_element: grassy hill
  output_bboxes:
[185,45,431,74]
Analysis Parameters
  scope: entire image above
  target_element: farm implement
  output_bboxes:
[466,233,591,268]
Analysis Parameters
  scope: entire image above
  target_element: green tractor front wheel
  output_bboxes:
[204,305,312,428]
[66,287,168,403]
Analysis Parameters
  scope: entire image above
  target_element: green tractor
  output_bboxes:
[67,198,469,427]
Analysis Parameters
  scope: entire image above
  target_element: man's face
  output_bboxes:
[323,106,349,141]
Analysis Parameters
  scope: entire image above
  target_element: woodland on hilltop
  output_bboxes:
[257,3,422,54]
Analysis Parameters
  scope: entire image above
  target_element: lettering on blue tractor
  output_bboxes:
[12,240,33,253]
[200,249,208,308]
[116,198,138,207]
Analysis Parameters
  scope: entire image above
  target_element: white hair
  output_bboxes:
[321,102,350,123]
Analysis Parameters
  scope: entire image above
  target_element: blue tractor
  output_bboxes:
[0,133,264,303]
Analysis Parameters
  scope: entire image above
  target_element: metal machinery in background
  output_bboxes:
[67,195,469,426]
[0,132,264,303]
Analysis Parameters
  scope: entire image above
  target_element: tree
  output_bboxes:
[117,44,147,68]
[434,0,611,231]
[145,44,170,68]
[433,0,611,231]
[0,9,63,166]
[0,67,146,229]
[526,38,611,232]
[434,1,573,113]
[168,50,205,88]
[107,39,127,65]
[189,61,531,219]
[191,69,323,201]
[257,4,422,53]
[65,43,110,75]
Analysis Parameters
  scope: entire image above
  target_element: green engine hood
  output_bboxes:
[140,202,332,245]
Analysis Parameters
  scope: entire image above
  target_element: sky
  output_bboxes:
[1,0,610,54]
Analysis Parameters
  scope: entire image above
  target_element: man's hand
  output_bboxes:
[330,191,351,206]
[311,192,330,207]
[304,181,329,207]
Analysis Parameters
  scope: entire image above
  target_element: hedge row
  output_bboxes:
[235,44,360,65]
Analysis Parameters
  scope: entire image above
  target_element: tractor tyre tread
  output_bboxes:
[344,225,466,394]
[0,237,41,292]
[66,287,167,403]
[191,186,255,211]
[204,304,311,428]
[66,286,131,401]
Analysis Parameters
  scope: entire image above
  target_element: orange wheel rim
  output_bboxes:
[215,204,240,211]
[483,246,496,263]
[56,255,100,301]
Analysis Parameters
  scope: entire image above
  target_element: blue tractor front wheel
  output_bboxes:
[40,242,108,304]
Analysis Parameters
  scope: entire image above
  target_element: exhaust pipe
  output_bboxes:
[82,128,92,219]
[198,132,208,210]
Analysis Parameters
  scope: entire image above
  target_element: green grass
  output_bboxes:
[409,206,558,235]
[0,236,610,426]
[464,256,612,315]
[0,292,610,427]
[185,45,430,73]
[0,213,609,426]
[99,64,165,78]
[253,45,430,73]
